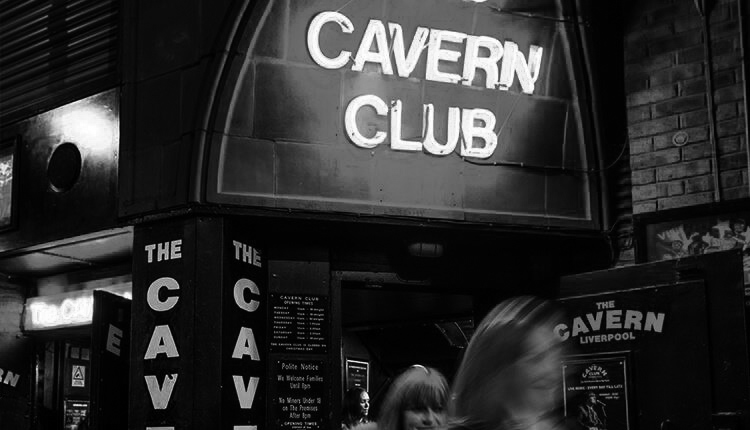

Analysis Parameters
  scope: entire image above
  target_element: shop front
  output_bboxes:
[127,0,613,429]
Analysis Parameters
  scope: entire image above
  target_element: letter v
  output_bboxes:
[234,375,259,409]
[145,374,178,409]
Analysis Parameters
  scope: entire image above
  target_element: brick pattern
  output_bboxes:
[0,282,24,335]
[625,0,747,215]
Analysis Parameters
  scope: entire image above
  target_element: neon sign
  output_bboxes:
[24,286,132,330]
[306,11,544,159]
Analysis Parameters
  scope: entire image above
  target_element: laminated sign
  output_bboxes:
[72,365,85,388]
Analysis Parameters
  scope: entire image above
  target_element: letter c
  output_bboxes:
[345,94,388,148]
[553,323,569,341]
[234,278,260,312]
[307,11,354,69]
[147,277,180,312]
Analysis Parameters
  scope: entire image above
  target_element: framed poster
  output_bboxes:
[0,137,17,232]
[345,359,369,392]
[562,354,631,430]
[634,200,750,285]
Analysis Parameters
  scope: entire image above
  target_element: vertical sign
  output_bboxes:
[131,220,195,429]
[223,220,267,429]
[90,290,131,430]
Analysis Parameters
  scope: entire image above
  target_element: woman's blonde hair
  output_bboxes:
[377,365,449,430]
[448,296,565,429]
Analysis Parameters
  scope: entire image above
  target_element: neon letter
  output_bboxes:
[307,11,354,69]
[426,30,466,84]
[345,95,388,148]
[352,19,393,74]
[389,23,429,78]
[390,100,422,151]
[422,104,460,155]
[460,108,497,158]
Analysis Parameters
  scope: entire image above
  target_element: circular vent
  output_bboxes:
[47,142,82,192]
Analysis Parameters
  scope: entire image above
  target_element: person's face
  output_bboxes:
[402,406,446,430]
[505,325,564,413]
[671,241,683,251]
[736,223,746,234]
[587,394,597,406]
[359,391,370,417]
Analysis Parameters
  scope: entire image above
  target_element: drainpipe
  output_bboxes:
[738,0,750,196]
[695,0,722,202]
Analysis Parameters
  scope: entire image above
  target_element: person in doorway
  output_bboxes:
[375,364,450,430]
[447,296,572,430]
[342,386,372,430]
[577,392,607,430]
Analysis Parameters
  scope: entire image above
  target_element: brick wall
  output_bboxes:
[625,0,747,214]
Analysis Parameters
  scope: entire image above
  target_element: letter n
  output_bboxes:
[3,371,20,387]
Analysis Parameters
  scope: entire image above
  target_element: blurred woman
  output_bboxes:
[448,296,569,430]
[377,364,450,430]
[342,386,371,430]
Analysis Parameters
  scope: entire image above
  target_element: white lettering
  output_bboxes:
[144,325,179,359]
[605,309,622,329]
[106,324,123,357]
[144,374,178,409]
[345,95,388,148]
[571,317,588,337]
[422,104,460,155]
[234,279,260,312]
[3,370,19,387]
[233,375,260,409]
[623,310,643,330]
[147,277,179,312]
[232,327,261,360]
[553,323,569,341]
[462,35,503,88]
[390,100,422,151]
[586,312,603,331]
[307,12,353,69]
[645,312,665,333]
[389,23,429,78]
[352,19,393,74]
[425,30,466,84]
[460,108,497,158]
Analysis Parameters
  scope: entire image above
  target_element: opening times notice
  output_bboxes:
[270,294,328,354]
[271,359,327,430]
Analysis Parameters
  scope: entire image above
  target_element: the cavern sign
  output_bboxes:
[307,11,543,158]
[555,299,666,345]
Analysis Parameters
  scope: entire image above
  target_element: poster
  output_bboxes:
[563,355,630,430]
[63,399,89,430]
[270,359,327,430]
[345,359,368,391]
[645,214,750,284]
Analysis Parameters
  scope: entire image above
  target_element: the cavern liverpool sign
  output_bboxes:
[209,0,600,227]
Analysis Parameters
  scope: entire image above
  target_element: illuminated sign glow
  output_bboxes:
[24,286,132,330]
[307,11,544,159]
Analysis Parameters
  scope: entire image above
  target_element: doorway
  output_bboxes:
[338,273,474,421]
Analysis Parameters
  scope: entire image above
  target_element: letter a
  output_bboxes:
[233,375,260,409]
[145,374,178,409]
[144,325,179,359]
[232,327,260,360]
